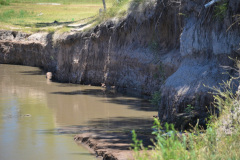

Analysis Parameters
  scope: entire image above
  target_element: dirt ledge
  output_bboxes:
[74,130,154,160]
[74,132,134,160]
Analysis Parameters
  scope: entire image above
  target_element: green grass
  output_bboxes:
[0,0,145,33]
[132,59,240,160]
[0,0,10,5]
[0,0,114,32]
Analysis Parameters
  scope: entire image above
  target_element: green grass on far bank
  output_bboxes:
[0,0,114,32]
[0,0,146,33]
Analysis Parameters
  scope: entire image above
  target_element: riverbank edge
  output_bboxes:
[74,133,133,160]
[73,130,154,160]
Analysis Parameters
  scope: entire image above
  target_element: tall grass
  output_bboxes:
[132,59,240,160]
[98,0,146,20]
[98,0,130,21]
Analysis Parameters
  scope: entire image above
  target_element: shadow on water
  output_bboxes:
[87,117,154,131]
[38,117,154,135]
[38,117,155,150]
[51,89,158,112]
[69,153,96,156]
[45,85,157,149]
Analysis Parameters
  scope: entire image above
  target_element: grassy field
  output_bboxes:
[0,0,114,32]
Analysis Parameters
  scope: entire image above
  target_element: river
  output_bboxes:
[0,64,157,160]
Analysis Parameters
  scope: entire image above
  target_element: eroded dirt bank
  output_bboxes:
[1,0,240,128]
[74,131,135,160]
[62,126,154,160]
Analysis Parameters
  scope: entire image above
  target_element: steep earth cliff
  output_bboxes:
[0,0,240,128]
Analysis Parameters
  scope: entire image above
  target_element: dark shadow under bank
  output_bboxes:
[49,88,206,130]
[51,88,158,112]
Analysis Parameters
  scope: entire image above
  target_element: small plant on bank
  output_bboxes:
[214,0,228,20]
[184,104,194,113]
[150,91,161,107]
[149,40,160,54]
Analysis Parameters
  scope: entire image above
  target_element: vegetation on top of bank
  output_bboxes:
[132,58,240,160]
[0,0,114,32]
[98,0,130,21]
[0,0,144,33]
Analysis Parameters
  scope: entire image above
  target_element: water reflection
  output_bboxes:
[0,64,157,160]
[0,65,95,160]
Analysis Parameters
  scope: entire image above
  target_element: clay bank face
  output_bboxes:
[0,64,156,160]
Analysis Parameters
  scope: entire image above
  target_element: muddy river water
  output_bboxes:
[0,64,157,160]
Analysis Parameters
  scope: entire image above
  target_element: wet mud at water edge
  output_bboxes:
[0,64,157,160]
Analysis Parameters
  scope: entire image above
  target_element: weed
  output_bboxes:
[214,1,228,20]
[150,91,161,107]
[153,64,165,82]
[184,104,194,113]
[149,40,159,53]
[50,55,54,60]
[46,27,55,33]
[131,130,143,152]
[18,10,28,18]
